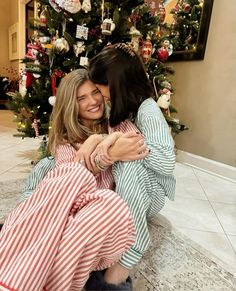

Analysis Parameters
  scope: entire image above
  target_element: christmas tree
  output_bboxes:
[167,0,203,51]
[8,0,188,139]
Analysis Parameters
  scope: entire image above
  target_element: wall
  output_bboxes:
[10,0,20,77]
[0,0,19,78]
[172,0,236,167]
[0,2,11,77]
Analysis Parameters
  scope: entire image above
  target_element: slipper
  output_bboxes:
[85,270,132,291]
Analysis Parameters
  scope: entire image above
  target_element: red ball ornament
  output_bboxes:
[157,47,169,62]
[183,3,191,13]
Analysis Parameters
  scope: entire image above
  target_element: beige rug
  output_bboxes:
[1,179,236,291]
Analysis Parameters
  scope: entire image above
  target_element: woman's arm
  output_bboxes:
[75,131,148,173]
[89,132,148,171]
[137,104,176,176]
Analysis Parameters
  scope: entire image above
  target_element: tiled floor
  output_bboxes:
[1,109,236,273]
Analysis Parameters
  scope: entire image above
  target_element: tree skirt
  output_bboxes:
[1,179,236,291]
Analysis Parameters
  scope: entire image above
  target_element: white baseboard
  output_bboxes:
[176,150,236,183]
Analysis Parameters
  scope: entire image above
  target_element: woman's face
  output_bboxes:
[95,84,110,101]
[77,80,104,127]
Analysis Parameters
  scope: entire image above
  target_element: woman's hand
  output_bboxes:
[74,134,103,170]
[109,132,149,162]
[91,132,149,167]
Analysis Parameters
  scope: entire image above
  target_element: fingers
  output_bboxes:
[131,149,149,161]
[137,143,147,153]
[99,154,113,165]
[122,131,140,138]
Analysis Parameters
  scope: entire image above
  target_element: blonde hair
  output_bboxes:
[48,69,107,155]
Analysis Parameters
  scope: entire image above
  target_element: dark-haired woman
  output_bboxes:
[87,43,176,290]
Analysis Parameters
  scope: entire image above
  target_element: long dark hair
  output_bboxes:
[89,43,153,127]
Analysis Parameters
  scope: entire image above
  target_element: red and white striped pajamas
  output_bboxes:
[0,145,135,291]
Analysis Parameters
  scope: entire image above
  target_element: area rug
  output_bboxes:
[1,179,236,291]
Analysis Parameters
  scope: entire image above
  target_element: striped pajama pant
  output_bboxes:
[114,161,165,268]
[0,163,135,291]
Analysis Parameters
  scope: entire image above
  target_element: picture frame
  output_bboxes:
[166,0,214,61]
[9,22,19,61]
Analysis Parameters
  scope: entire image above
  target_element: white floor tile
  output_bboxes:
[176,228,236,271]
[160,197,224,233]
[194,168,236,204]
[211,202,236,235]
[174,163,208,200]
[228,235,236,252]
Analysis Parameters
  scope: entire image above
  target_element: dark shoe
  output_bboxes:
[85,270,132,291]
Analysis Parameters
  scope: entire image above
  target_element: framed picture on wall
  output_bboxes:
[9,22,19,61]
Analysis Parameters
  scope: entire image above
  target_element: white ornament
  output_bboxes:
[129,26,142,52]
[81,0,91,13]
[162,39,173,56]
[76,25,89,40]
[101,18,115,35]
[49,96,56,106]
[54,37,70,53]
[39,36,51,44]
[73,41,85,57]
[79,56,89,66]
[157,89,172,109]
[63,0,81,14]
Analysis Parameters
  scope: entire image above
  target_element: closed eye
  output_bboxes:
[92,89,101,96]
[77,95,85,101]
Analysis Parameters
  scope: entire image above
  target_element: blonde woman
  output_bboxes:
[0,69,148,291]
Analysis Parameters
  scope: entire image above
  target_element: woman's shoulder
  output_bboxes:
[138,98,162,118]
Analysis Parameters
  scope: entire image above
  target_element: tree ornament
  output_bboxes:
[53,37,70,53]
[20,107,32,119]
[81,0,91,13]
[101,18,115,35]
[161,80,172,90]
[73,41,85,56]
[76,25,89,40]
[144,0,161,16]
[183,3,191,13]
[48,96,56,106]
[63,0,81,14]
[32,118,40,137]
[186,34,193,44]
[157,47,169,61]
[19,74,27,97]
[49,70,64,106]
[129,26,142,52]
[49,0,62,12]
[157,88,172,109]
[25,72,36,89]
[40,7,48,26]
[162,39,173,56]
[157,4,166,23]
[39,36,51,45]
[79,56,89,66]
[141,35,152,63]
[25,43,42,60]
[33,60,41,79]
